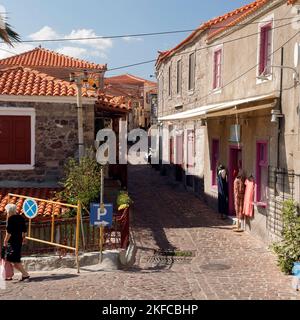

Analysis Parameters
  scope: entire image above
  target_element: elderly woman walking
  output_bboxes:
[3,204,30,281]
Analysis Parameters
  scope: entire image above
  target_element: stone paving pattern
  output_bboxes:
[0,165,299,300]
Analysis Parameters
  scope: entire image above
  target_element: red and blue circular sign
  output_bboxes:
[23,198,38,219]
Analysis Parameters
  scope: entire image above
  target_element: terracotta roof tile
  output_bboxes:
[157,0,294,66]
[0,188,67,218]
[105,74,157,87]
[96,93,132,112]
[0,66,98,98]
[0,47,106,71]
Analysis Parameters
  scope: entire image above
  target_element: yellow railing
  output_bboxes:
[7,193,81,273]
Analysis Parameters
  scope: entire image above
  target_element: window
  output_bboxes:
[188,52,195,91]
[211,139,220,187]
[213,49,222,90]
[168,65,171,96]
[0,116,31,165]
[259,23,272,75]
[177,60,182,95]
[256,141,268,203]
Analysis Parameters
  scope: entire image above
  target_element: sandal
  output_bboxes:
[5,278,13,281]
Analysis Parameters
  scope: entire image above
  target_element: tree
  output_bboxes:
[0,23,20,45]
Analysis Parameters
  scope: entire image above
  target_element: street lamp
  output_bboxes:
[257,65,300,86]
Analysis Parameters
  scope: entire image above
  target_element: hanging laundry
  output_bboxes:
[234,174,245,219]
[243,177,255,218]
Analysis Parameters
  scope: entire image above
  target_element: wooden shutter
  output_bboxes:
[213,50,222,89]
[187,130,195,168]
[176,134,184,166]
[259,24,272,75]
[0,116,31,165]
[0,116,12,164]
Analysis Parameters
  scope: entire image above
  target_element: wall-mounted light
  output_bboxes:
[271,109,284,123]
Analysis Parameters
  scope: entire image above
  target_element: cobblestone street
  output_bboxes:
[1,165,299,300]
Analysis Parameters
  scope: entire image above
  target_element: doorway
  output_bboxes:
[228,146,242,216]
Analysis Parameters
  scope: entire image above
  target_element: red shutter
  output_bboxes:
[0,116,31,165]
[0,116,12,164]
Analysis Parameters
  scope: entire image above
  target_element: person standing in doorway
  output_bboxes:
[217,165,229,219]
[3,204,30,281]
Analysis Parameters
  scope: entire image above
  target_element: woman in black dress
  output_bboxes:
[3,204,30,281]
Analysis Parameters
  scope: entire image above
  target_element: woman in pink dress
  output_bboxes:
[243,177,255,218]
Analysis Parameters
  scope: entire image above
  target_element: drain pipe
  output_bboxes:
[277,47,284,171]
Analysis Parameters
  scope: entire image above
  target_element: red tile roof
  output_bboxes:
[0,47,106,71]
[96,93,132,112]
[156,0,293,66]
[0,66,97,98]
[106,74,156,87]
[0,188,69,218]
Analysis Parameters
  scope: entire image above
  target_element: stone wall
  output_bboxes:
[0,100,94,185]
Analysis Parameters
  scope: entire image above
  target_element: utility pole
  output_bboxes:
[70,71,88,160]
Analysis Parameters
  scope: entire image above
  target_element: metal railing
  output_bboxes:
[0,207,130,258]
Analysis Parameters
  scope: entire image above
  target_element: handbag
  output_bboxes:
[0,259,14,280]
[1,245,14,261]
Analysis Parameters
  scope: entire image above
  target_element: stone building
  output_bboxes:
[156,0,300,243]
[0,48,130,187]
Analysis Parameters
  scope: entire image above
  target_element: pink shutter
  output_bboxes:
[266,25,272,73]
[213,50,222,89]
[187,130,195,167]
[259,27,266,74]
[213,51,218,89]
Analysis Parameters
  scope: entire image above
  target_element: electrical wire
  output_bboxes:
[37,19,295,79]
[107,20,295,72]
[0,16,298,45]
[158,29,300,117]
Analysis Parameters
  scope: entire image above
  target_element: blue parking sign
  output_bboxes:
[90,203,113,227]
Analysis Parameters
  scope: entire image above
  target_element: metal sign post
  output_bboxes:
[100,166,105,262]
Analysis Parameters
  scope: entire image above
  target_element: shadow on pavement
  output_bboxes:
[25,274,79,282]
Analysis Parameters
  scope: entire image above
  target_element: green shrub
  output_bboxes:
[57,150,102,214]
[272,200,300,274]
[117,191,133,210]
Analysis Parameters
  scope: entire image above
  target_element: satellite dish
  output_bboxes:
[294,43,300,68]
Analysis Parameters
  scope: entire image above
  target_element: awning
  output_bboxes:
[158,93,278,121]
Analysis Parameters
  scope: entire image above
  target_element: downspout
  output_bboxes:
[275,47,284,194]
[277,46,284,170]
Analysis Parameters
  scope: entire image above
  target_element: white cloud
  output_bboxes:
[26,26,113,60]
[66,29,113,51]
[29,26,59,41]
[122,36,144,42]
[56,46,88,59]
[0,43,35,59]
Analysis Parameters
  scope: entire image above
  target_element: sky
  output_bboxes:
[0,0,250,80]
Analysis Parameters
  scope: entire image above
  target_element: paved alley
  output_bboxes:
[0,165,299,300]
